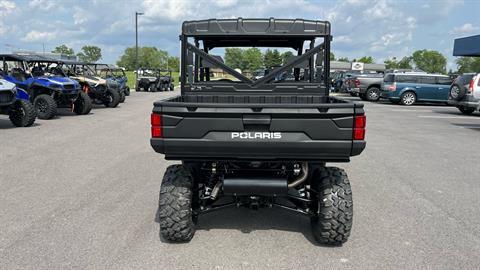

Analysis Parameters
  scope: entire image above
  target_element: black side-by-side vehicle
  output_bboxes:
[150,18,366,245]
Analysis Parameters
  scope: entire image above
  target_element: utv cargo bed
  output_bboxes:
[151,95,365,161]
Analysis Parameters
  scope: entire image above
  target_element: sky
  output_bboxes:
[1,0,479,70]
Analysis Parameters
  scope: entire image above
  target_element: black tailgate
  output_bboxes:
[151,96,365,161]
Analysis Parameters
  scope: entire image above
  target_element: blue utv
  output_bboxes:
[93,64,130,96]
[0,78,36,127]
[0,54,92,119]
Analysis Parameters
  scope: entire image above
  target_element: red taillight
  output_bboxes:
[468,78,474,94]
[388,82,396,91]
[353,114,366,141]
[354,79,360,87]
[151,113,163,138]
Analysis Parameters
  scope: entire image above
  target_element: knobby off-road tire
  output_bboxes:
[125,87,130,96]
[119,91,126,103]
[103,88,120,108]
[73,91,92,115]
[9,99,36,127]
[158,164,196,242]
[34,94,57,119]
[149,84,157,92]
[311,167,353,245]
[169,84,175,91]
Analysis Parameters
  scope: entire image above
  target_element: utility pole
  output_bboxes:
[135,11,144,81]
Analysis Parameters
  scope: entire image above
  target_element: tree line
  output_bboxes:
[52,44,102,63]
[52,44,180,71]
[336,50,479,75]
[53,44,480,74]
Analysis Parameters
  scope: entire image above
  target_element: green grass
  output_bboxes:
[125,71,180,90]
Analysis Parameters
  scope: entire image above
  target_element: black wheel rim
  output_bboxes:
[37,99,48,113]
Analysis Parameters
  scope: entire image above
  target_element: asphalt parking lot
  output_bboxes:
[1,91,480,269]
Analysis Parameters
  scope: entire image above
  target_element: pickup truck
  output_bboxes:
[150,18,366,245]
[347,73,384,101]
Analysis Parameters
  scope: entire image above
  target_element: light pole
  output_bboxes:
[135,11,144,81]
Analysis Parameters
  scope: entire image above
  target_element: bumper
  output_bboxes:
[348,87,361,94]
[151,138,365,162]
[447,96,480,108]
[380,91,398,100]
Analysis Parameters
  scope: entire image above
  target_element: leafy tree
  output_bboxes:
[330,52,335,61]
[141,47,165,69]
[224,48,244,69]
[242,48,263,71]
[456,57,480,74]
[397,56,413,69]
[52,44,74,56]
[263,49,282,69]
[281,51,295,65]
[116,46,178,71]
[411,49,446,74]
[357,56,374,64]
[167,56,180,72]
[384,57,398,69]
[385,56,413,69]
[77,45,102,63]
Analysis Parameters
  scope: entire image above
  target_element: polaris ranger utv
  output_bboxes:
[151,18,366,245]
[1,54,91,119]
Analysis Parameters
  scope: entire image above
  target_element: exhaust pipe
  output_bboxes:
[288,162,308,188]
[223,177,287,195]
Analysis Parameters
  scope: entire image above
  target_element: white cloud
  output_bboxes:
[451,23,479,35]
[335,35,352,44]
[0,0,15,11]
[21,30,56,42]
[28,0,55,11]
[215,0,238,8]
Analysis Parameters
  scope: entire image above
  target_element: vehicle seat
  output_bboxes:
[11,68,26,81]
[32,66,45,77]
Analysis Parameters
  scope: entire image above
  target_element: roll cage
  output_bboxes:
[180,18,332,95]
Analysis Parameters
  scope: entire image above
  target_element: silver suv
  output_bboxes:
[448,73,480,114]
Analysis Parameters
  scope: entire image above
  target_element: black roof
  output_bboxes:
[0,54,60,62]
[182,18,330,37]
[182,18,330,50]
[453,35,480,56]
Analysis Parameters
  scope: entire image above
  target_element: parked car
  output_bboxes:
[380,73,452,105]
[0,54,91,119]
[335,71,362,92]
[448,73,480,114]
[0,78,36,127]
[347,73,384,101]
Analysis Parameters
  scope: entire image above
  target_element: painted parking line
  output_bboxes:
[418,115,480,119]
[391,109,435,112]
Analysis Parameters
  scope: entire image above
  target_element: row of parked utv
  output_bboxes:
[0,54,130,127]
